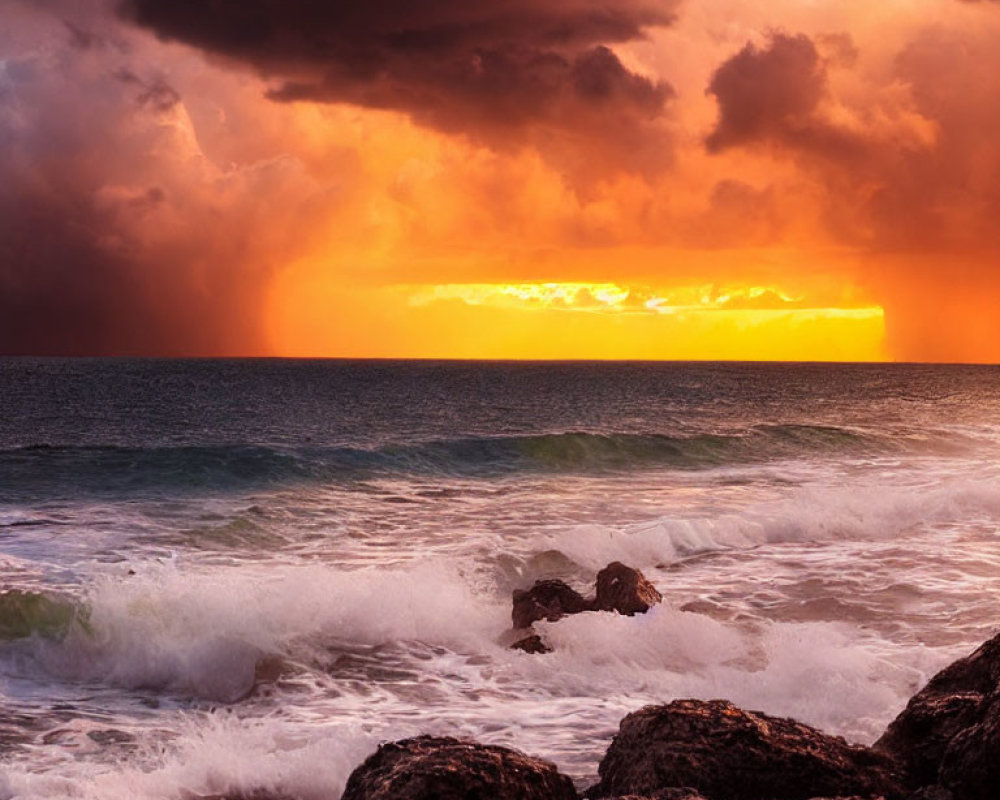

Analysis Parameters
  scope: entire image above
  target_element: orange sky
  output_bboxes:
[1,0,997,361]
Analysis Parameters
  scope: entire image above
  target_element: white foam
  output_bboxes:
[17,560,505,702]
[0,715,378,800]
[514,605,936,743]
[548,476,1000,570]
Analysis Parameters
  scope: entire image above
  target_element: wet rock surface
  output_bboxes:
[595,790,708,800]
[510,633,552,654]
[340,735,578,800]
[906,787,954,800]
[587,699,907,800]
[512,579,591,629]
[875,631,1000,798]
[508,563,662,653]
[594,562,663,616]
[937,693,1000,800]
[876,692,982,789]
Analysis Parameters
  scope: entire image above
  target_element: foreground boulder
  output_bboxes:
[907,788,953,800]
[595,790,707,800]
[874,631,1000,794]
[594,562,663,615]
[587,699,906,800]
[512,579,591,629]
[937,693,1000,800]
[340,735,578,800]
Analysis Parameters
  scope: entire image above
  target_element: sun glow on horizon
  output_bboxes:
[407,281,861,315]
[267,274,888,362]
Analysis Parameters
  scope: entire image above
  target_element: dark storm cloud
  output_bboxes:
[705,29,1000,253]
[705,33,862,160]
[0,4,329,356]
[118,0,677,171]
[706,33,824,152]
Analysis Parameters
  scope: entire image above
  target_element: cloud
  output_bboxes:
[702,22,1000,361]
[117,0,679,176]
[705,32,866,163]
[707,33,824,152]
[0,4,338,355]
[1,0,997,361]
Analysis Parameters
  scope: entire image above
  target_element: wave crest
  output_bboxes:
[0,424,913,498]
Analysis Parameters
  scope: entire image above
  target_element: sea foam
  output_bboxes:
[546,476,1000,570]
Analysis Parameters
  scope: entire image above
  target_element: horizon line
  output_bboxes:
[0,355,996,367]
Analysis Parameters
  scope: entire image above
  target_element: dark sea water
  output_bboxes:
[0,359,998,799]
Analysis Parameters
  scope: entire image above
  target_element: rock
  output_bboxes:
[512,579,591,629]
[594,562,662,616]
[907,788,953,800]
[596,790,708,800]
[588,699,907,800]
[510,633,552,654]
[340,735,578,800]
[874,632,1000,787]
[937,692,1000,800]
[874,693,982,788]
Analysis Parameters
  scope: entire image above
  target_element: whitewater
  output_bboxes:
[0,359,997,799]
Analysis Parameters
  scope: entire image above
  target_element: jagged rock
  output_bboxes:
[907,787,953,800]
[875,693,982,788]
[937,692,1000,800]
[508,564,663,655]
[594,562,662,616]
[587,699,907,800]
[875,632,1000,788]
[510,633,552,654]
[597,790,708,800]
[340,735,578,800]
[512,579,591,629]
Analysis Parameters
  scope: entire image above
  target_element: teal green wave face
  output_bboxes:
[0,590,89,641]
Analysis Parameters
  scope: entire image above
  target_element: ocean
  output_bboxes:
[0,358,998,799]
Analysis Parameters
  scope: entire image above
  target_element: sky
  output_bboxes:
[1,0,998,361]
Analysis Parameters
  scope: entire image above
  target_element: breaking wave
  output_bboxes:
[0,424,955,499]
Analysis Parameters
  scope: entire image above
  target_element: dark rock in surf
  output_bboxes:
[510,633,552,654]
[253,654,287,685]
[512,579,591,629]
[587,699,907,800]
[340,735,577,800]
[594,562,662,616]
[874,631,1000,789]
[508,564,662,654]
